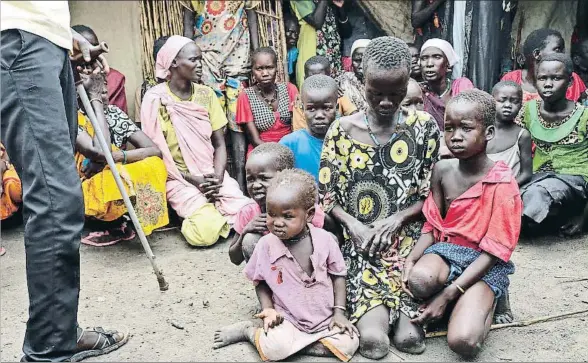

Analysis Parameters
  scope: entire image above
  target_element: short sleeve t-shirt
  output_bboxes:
[158,83,227,173]
[243,225,346,333]
[280,129,324,181]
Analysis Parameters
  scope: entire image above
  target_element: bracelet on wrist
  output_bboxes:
[333,305,346,311]
[122,150,127,164]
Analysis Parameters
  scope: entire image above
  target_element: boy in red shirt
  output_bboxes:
[400,90,522,358]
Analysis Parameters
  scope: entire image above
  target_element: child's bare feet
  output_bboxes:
[213,321,256,349]
[494,292,513,324]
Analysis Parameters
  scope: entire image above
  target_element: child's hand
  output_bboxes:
[244,213,268,235]
[255,308,283,333]
[401,258,415,298]
[411,292,450,326]
[330,310,359,337]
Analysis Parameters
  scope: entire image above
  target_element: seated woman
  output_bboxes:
[76,73,169,246]
[142,36,251,247]
[236,47,298,157]
[502,28,586,103]
[337,39,370,113]
[319,37,440,359]
[518,53,588,237]
[419,38,474,130]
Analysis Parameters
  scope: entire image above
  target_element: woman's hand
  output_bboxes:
[365,215,404,258]
[329,310,359,337]
[81,160,106,179]
[255,308,284,333]
[411,291,451,326]
[244,214,268,235]
[346,219,373,254]
[185,174,221,202]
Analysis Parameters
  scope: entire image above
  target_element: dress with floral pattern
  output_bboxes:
[318,111,440,325]
[315,0,342,78]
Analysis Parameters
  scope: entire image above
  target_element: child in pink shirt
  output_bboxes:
[214,169,359,361]
[229,143,325,265]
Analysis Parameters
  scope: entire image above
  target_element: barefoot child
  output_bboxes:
[518,53,588,237]
[215,169,359,361]
[228,143,324,265]
[487,81,533,186]
[281,74,338,181]
[292,56,357,131]
[402,89,522,358]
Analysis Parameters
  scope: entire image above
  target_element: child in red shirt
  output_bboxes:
[401,90,522,358]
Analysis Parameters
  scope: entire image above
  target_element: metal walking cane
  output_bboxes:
[74,46,168,291]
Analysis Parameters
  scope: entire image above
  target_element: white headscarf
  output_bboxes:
[350,39,371,58]
[421,38,460,67]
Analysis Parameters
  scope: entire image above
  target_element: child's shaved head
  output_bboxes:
[447,89,496,128]
[267,169,317,210]
[302,74,338,102]
[492,80,522,97]
[247,142,294,171]
[304,55,331,77]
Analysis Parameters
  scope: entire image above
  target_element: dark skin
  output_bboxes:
[573,39,588,86]
[330,67,426,357]
[402,101,497,358]
[168,42,226,202]
[303,87,338,138]
[243,53,279,148]
[536,60,588,236]
[411,0,448,29]
[257,186,358,337]
[228,153,278,265]
[302,0,349,35]
[486,86,532,186]
[420,46,451,103]
[401,79,425,113]
[183,5,259,50]
[351,47,365,82]
[285,17,300,50]
[409,45,423,82]
[519,35,565,95]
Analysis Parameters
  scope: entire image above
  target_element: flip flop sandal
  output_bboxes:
[0,247,6,256]
[117,222,136,241]
[81,231,123,247]
[70,326,130,362]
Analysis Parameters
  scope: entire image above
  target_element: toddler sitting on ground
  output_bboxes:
[228,143,324,265]
[215,169,359,361]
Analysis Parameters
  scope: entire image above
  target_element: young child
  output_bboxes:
[487,81,532,186]
[215,169,359,361]
[228,143,324,265]
[400,78,425,114]
[518,53,588,237]
[281,74,338,181]
[402,89,522,358]
[292,56,357,131]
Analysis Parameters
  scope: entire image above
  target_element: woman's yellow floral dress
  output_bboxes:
[319,111,440,325]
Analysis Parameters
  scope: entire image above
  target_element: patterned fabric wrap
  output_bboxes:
[424,242,515,298]
[244,83,291,132]
[315,0,342,78]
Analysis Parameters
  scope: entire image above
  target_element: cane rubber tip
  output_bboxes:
[157,276,169,291]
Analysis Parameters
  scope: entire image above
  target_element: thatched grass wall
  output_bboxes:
[357,0,413,42]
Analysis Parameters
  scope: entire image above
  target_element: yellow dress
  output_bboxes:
[76,108,169,235]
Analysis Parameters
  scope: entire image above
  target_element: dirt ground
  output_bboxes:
[1,226,588,362]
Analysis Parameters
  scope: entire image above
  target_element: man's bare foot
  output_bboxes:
[213,321,256,349]
[494,293,514,324]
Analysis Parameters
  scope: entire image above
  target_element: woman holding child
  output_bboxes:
[76,73,169,246]
[319,37,441,358]
[141,36,251,247]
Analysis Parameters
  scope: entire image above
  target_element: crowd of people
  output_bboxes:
[2,0,588,361]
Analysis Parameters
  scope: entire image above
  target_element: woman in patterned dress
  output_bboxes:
[319,37,440,359]
[76,73,169,246]
[290,0,351,88]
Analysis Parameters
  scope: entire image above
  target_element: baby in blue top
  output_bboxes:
[280,74,338,181]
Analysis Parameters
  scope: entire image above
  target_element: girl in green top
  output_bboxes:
[517,53,588,236]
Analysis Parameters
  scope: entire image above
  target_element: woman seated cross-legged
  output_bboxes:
[141,36,251,247]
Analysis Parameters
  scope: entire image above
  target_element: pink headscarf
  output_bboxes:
[155,35,193,80]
